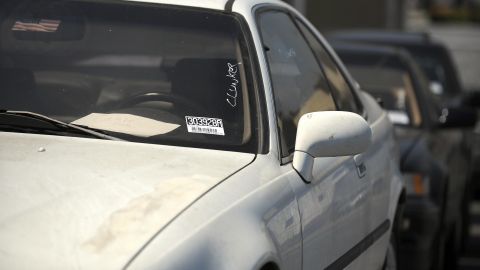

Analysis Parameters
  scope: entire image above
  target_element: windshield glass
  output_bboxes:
[0,0,256,152]
[336,50,423,127]
[413,54,446,86]
[347,66,421,126]
[407,46,461,96]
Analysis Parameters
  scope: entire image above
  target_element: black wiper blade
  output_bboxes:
[0,110,121,141]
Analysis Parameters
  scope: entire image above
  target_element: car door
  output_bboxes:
[256,8,373,269]
[293,18,394,268]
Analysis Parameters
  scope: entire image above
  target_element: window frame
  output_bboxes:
[254,5,340,163]
[292,16,367,119]
[234,11,271,155]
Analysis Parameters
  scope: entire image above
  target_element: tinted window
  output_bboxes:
[296,20,360,113]
[258,11,336,158]
[0,0,256,152]
[407,46,461,96]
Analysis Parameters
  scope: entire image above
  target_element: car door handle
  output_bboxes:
[354,154,367,178]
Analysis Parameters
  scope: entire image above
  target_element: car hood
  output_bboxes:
[0,132,254,269]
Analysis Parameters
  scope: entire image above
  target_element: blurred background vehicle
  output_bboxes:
[279,1,480,268]
[327,30,463,107]
[332,42,476,270]
[327,31,480,256]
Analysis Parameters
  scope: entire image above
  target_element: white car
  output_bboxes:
[0,0,404,270]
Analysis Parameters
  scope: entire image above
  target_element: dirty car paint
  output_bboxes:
[0,132,254,269]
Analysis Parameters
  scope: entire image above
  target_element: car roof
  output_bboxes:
[331,41,406,57]
[122,0,227,10]
[328,30,437,46]
[330,41,418,68]
[121,0,285,12]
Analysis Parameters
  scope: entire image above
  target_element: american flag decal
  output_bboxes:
[12,19,61,32]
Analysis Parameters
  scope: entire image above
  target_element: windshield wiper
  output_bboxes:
[0,110,121,141]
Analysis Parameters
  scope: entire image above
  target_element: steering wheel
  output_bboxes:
[116,92,207,115]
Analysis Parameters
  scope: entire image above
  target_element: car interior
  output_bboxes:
[0,0,252,146]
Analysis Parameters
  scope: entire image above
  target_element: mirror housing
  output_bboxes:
[293,111,372,182]
[438,107,477,128]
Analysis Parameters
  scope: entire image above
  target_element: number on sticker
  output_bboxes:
[185,116,225,136]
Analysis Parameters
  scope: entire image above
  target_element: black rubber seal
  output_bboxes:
[325,219,391,270]
[225,0,235,12]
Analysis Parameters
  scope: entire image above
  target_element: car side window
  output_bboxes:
[258,11,337,159]
[295,19,362,114]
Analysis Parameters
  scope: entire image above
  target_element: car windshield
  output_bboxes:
[406,46,462,96]
[412,54,446,91]
[0,0,256,152]
[347,66,422,126]
[335,50,423,127]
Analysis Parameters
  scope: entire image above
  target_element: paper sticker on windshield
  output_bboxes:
[185,116,225,136]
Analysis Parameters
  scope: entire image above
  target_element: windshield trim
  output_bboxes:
[232,11,269,155]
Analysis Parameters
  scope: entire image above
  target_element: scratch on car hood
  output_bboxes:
[0,132,254,269]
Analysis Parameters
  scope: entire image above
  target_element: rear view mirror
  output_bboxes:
[293,111,372,182]
[438,107,477,128]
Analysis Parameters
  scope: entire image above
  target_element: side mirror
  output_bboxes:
[292,111,372,182]
[438,107,477,128]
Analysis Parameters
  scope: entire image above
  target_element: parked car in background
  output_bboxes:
[329,30,463,106]
[0,0,404,269]
[332,42,477,270]
[329,29,480,248]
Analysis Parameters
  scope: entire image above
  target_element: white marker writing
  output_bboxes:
[226,62,239,108]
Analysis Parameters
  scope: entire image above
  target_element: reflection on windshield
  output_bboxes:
[72,113,180,137]
[0,0,255,152]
